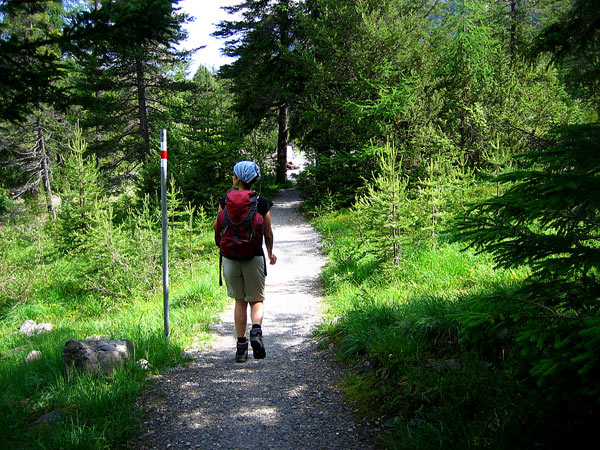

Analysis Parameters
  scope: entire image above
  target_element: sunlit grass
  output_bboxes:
[312,208,539,450]
[0,222,229,449]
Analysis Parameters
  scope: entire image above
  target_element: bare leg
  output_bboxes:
[234,299,248,338]
[250,301,264,326]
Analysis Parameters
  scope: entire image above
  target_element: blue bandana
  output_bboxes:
[233,161,261,184]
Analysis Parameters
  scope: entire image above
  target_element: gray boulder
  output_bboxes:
[63,339,134,376]
[25,350,43,363]
[30,410,67,427]
[19,320,53,337]
[0,345,28,359]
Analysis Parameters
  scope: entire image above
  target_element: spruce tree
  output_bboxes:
[453,0,600,432]
[0,0,66,121]
[214,0,305,183]
[64,0,193,166]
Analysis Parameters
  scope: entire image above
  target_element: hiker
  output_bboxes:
[213,160,277,363]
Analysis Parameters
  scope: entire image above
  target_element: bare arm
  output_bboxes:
[263,211,277,265]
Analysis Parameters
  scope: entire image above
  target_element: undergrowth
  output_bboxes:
[0,169,290,449]
[0,205,226,449]
[313,208,596,450]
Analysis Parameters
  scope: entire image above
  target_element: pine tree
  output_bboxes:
[0,0,72,218]
[214,0,305,183]
[0,0,67,121]
[530,0,600,110]
[64,0,193,166]
[55,122,104,253]
[0,108,69,219]
[354,143,412,265]
[136,66,243,208]
[295,0,445,206]
[453,0,600,427]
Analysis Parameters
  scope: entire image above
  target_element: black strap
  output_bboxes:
[219,252,223,286]
[262,219,267,277]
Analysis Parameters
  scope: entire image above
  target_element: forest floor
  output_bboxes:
[131,186,381,449]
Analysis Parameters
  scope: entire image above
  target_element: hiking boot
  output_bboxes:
[235,341,248,363]
[250,328,266,359]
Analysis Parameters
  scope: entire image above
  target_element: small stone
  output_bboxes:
[30,410,66,427]
[18,320,36,337]
[19,320,53,337]
[25,350,43,363]
[137,359,151,370]
[35,323,53,334]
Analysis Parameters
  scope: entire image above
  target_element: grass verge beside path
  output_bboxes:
[0,215,228,450]
[0,251,226,449]
[312,209,579,450]
[0,180,289,450]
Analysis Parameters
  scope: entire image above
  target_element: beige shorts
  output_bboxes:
[222,256,265,302]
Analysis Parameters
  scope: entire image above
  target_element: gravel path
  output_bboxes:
[133,188,380,449]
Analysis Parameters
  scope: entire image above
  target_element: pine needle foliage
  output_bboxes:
[54,123,104,254]
[453,124,600,405]
[451,0,600,423]
[353,143,411,265]
[455,124,600,279]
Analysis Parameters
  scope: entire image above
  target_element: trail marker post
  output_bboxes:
[160,129,170,338]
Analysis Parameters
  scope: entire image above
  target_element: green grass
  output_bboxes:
[311,207,592,450]
[0,219,228,449]
[0,177,294,449]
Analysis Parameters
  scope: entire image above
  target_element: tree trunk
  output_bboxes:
[37,117,55,220]
[136,57,151,159]
[276,104,289,184]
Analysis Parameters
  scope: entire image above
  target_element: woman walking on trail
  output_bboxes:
[214,161,277,362]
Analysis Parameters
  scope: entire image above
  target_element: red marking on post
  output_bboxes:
[161,151,168,159]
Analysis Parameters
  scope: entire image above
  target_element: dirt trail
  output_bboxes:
[133,188,379,449]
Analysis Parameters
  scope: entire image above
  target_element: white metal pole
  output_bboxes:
[160,129,170,338]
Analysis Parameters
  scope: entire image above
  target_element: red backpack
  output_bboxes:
[215,190,265,284]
